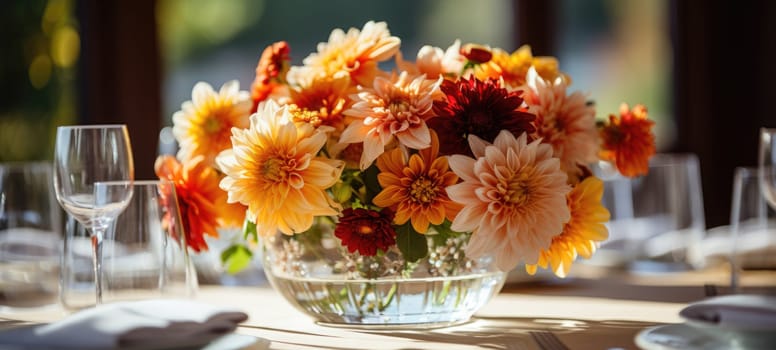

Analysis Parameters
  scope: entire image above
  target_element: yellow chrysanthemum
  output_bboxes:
[473,45,566,89]
[173,80,252,167]
[525,176,610,277]
[295,21,400,86]
[216,100,345,237]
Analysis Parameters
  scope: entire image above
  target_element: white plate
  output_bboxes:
[679,295,776,332]
[638,295,776,349]
[635,324,729,350]
[636,322,776,350]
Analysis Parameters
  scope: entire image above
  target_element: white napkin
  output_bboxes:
[0,299,251,349]
[680,295,776,331]
[702,226,776,268]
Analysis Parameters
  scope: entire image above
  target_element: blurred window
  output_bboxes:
[556,0,672,149]
[156,0,516,123]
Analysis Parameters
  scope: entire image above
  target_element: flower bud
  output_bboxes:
[460,44,493,64]
[332,182,352,203]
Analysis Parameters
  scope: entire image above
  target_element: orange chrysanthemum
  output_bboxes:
[373,132,462,233]
[250,41,291,112]
[216,100,345,237]
[172,81,252,167]
[447,131,571,271]
[525,176,610,277]
[155,155,246,252]
[295,21,400,86]
[599,103,656,177]
[340,72,443,169]
[525,68,598,177]
[287,73,353,133]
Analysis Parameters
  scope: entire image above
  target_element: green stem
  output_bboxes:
[379,282,397,312]
[436,280,452,305]
[358,283,371,309]
[454,280,464,307]
[325,283,345,313]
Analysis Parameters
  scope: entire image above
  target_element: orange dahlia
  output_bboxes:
[447,131,571,271]
[216,100,345,237]
[599,103,656,177]
[525,176,610,277]
[172,81,252,167]
[287,73,353,133]
[154,155,245,252]
[250,41,291,112]
[373,132,462,233]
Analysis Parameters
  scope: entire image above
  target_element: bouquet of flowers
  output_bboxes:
[156,21,655,279]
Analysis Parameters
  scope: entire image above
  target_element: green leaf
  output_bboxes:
[243,220,257,242]
[361,164,382,204]
[396,223,428,263]
[430,220,456,247]
[221,244,253,275]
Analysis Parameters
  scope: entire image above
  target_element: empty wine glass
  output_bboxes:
[759,128,776,209]
[61,180,198,309]
[53,125,134,305]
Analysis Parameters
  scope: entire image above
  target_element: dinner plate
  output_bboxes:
[679,295,776,332]
[635,323,729,350]
[678,295,776,348]
[637,295,776,350]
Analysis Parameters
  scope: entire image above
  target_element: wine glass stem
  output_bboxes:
[91,227,105,305]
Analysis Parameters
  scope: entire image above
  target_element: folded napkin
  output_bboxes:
[680,295,776,331]
[701,226,776,267]
[0,299,251,349]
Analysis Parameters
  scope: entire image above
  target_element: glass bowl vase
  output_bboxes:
[261,221,506,328]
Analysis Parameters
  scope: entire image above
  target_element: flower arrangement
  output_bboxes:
[157,21,656,279]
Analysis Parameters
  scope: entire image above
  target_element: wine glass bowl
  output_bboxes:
[758,128,776,210]
[53,125,135,304]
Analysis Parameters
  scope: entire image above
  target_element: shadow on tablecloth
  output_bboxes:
[354,316,657,350]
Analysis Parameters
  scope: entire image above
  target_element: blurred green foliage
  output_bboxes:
[0,0,78,162]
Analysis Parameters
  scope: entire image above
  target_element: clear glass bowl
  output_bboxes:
[262,225,506,328]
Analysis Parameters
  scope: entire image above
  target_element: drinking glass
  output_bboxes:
[0,162,62,309]
[727,167,776,293]
[61,181,197,309]
[592,153,706,270]
[53,125,134,305]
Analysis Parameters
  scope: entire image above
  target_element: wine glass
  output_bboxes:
[53,125,134,305]
[759,128,776,209]
[61,180,197,309]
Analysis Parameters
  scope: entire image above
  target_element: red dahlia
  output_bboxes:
[335,208,396,256]
[429,77,537,156]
